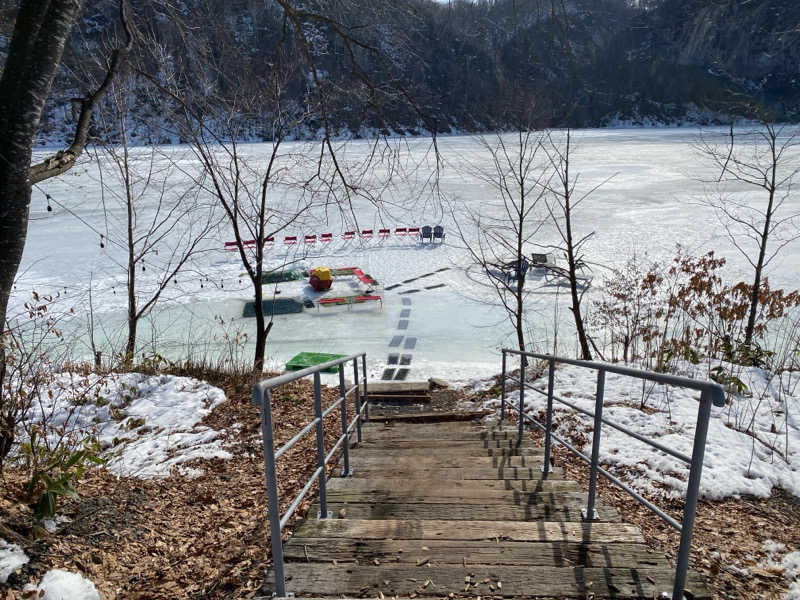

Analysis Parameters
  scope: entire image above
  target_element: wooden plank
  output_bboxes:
[310,501,620,522]
[326,489,590,505]
[360,411,489,423]
[344,466,564,480]
[292,518,644,544]
[264,563,710,599]
[347,454,546,469]
[326,477,581,495]
[350,445,543,457]
[282,538,668,569]
[362,422,513,432]
[363,430,527,441]
[357,439,539,450]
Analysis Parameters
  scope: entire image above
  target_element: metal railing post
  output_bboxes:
[361,354,369,422]
[254,385,286,597]
[338,367,350,476]
[584,368,605,521]
[500,350,507,422]
[518,355,526,440]
[352,358,363,443]
[542,358,555,474]
[671,390,714,600]
[313,372,329,518]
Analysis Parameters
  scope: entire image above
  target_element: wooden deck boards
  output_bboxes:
[261,418,710,599]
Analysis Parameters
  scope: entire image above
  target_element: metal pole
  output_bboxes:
[254,385,286,597]
[352,358,363,443]
[671,390,713,600]
[542,358,555,475]
[500,350,507,422]
[313,372,329,518]
[361,354,369,422]
[518,354,526,440]
[584,368,605,521]
[338,367,350,476]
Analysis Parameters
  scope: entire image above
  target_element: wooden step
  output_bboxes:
[362,410,489,423]
[326,477,582,495]
[347,454,547,469]
[310,500,620,522]
[356,439,539,450]
[351,445,543,457]
[263,563,710,598]
[293,518,643,543]
[283,538,669,568]
[345,466,564,480]
[327,488,591,505]
[363,429,527,441]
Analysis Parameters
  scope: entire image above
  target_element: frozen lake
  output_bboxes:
[14,127,800,382]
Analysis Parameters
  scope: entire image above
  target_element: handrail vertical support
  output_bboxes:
[542,358,555,475]
[671,390,714,600]
[518,355,526,441]
[352,358,363,443]
[361,354,369,422]
[500,350,507,422]
[254,385,286,597]
[583,368,605,521]
[313,373,330,519]
[338,367,351,477]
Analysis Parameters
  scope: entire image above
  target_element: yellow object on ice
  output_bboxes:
[311,266,332,281]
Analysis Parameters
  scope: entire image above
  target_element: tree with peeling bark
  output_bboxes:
[0,0,131,466]
[697,123,800,354]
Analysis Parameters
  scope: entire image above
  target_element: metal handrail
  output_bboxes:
[252,352,369,597]
[500,349,725,600]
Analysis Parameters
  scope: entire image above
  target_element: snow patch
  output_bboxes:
[26,373,231,479]
[761,541,800,600]
[36,569,100,600]
[0,539,29,583]
[482,361,800,500]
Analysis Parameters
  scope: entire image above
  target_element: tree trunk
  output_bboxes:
[743,177,776,349]
[253,276,266,373]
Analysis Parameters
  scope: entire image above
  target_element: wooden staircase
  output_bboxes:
[263,418,710,599]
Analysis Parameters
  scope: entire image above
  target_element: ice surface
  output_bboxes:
[14,128,800,381]
[0,539,29,583]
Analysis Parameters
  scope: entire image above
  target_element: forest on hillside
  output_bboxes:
[1,0,799,141]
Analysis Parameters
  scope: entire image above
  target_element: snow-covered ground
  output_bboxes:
[480,360,800,500]
[27,373,230,478]
[0,539,29,584]
[11,127,800,381]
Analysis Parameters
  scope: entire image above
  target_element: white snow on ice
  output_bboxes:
[762,541,800,600]
[481,360,800,500]
[0,539,29,584]
[27,373,230,478]
[11,127,800,382]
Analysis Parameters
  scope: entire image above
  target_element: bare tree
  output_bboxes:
[698,123,800,351]
[540,130,611,361]
[93,77,216,367]
[453,130,549,353]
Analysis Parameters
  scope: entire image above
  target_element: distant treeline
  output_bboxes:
[4,0,798,139]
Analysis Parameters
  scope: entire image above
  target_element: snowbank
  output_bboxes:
[761,541,800,600]
[482,361,800,500]
[0,539,29,583]
[27,373,231,478]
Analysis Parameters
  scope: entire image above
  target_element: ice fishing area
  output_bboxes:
[13,127,800,381]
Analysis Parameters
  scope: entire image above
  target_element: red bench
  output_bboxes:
[304,234,316,244]
[284,236,297,245]
[224,239,256,250]
[378,228,390,238]
[360,229,373,240]
[320,233,333,243]
[407,227,420,237]
[395,227,407,236]
[264,236,275,247]
[342,230,355,240]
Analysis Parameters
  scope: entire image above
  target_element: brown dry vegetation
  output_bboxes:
[1,370,349,599]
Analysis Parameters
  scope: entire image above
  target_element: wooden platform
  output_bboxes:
[262,419,710,599]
